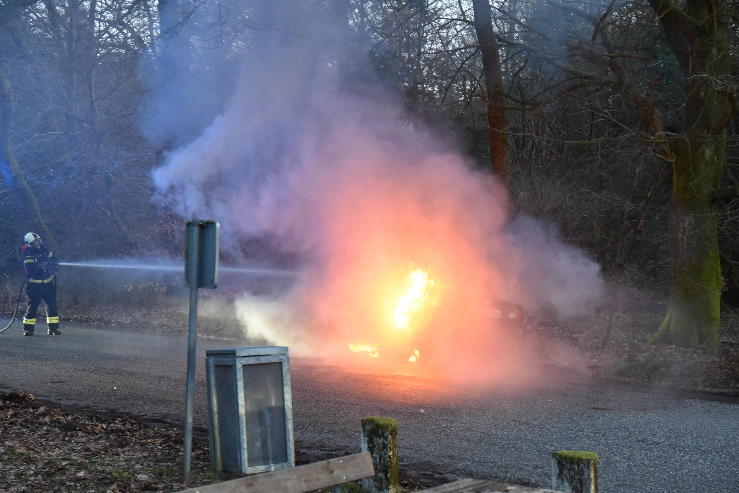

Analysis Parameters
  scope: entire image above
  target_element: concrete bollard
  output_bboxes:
[551,450,599,493]
[360,417,400,493]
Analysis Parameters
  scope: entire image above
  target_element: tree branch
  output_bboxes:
[647,0,696,72]
[0,0,38,29]
[717,186,739,199]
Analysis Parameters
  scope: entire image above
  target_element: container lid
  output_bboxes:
[206,346,289,357]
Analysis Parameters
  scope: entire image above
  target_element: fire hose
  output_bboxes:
[0,278,26,334]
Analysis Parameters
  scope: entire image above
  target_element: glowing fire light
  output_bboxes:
[348,344,380,358]
[408,349,420,363]
[348,268,435,361]
[393,268,435,330]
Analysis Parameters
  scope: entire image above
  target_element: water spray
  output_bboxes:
[58,261,297,277]
[59,261,181,273]
[2,260,296,334]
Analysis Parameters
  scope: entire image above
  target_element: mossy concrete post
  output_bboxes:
[360,417,399,493]
[551,450,599,493]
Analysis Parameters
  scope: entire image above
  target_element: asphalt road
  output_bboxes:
[0,320,737,493]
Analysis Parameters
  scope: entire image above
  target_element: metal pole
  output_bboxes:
[183,283,199,478]
[183,225,200,479]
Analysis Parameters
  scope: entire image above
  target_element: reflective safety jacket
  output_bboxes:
[22,244,58,284]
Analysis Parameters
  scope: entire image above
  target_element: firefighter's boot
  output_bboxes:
[22,317,36,336]
[47,316,61,335]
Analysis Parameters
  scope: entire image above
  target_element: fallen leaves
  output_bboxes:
[0,392,217,492]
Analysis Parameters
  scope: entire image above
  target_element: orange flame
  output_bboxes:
[348,344,380,358]
[393,268,435,330]
[408,349,420,363]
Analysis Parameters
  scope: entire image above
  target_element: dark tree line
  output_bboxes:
[0,0,736,351]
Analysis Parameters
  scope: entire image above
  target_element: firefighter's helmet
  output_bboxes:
[24,232,41,244]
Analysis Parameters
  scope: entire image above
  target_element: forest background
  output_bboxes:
[0,0,737,390]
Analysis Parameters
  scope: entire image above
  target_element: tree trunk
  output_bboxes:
[471,0,509,188]
[647,0,733,351]
[0,69,57,251]
[652,137,723,349]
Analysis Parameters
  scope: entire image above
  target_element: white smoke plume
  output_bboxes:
[145,0,603,383]
[504,216,604,317]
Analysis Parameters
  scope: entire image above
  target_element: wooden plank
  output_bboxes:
[420,478,505,492]
[503,485,564,493]
[178,452,374,493]
[419,478,564,493]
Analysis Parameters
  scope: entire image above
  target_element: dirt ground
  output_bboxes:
[551,278,739,394]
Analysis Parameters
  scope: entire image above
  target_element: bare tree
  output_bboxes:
[502,0,734,351]
[0,0,57,250]
[471,0,509,188]
[645,0,735,350]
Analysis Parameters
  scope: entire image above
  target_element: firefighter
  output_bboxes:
[20,232,60,336]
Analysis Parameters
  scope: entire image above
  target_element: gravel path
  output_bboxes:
[0,320,737,492]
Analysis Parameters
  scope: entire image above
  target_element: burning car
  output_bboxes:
[346,267,528,369]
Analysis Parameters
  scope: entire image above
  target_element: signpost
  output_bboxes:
[184,220,220,479]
